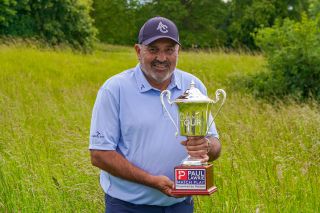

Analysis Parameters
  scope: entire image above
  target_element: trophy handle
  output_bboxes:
[160,90,179,137]
[206,89,226,135]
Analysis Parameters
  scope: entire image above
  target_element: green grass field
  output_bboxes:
[0,43,319,212]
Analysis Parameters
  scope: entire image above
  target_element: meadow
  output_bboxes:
[0,43,319,212]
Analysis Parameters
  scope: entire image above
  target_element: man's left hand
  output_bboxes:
[180,137,209,163]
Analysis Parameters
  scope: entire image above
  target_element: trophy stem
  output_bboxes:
[182,154,204,166]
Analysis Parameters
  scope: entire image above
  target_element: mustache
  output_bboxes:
[151,60,170,67]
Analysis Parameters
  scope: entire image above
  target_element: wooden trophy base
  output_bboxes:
[172,164,217,196]
[171,186,217,195]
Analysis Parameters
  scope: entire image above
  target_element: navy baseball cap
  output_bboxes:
[138,16,180,45]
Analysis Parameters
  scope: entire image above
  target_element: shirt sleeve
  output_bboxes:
[89,84,120,150]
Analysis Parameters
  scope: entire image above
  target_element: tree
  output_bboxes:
[179,0,228,48]
[251,14,320,100]
[227,0,309,49]
[308,0,320,19]
[0,0,17,30]
[137,0,228,48]
[92,0,138,45]
[1,0,97,50]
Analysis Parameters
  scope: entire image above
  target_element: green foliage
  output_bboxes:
[251,14,320,100]
[227,0,309,49]
[92,0,312,50]
[2,0,315,50]
[0,0,16,28]
[178,0,228,48]
[92,0,228,48]
[0,0,97,50]
[308,0,320,19]
[92,0,138,45]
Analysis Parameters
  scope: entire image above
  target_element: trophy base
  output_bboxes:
[173,164,216,196]
[171,186,217,195]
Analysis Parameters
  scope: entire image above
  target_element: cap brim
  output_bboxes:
[141,35,181,46]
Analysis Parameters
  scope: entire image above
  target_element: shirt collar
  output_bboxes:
[134,64,181,93]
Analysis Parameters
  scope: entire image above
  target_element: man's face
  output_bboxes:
[135,38,179,87]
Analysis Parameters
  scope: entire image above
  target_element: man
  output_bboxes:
[89,16,221,213]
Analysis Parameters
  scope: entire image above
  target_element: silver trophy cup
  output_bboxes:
[160,80,226,165]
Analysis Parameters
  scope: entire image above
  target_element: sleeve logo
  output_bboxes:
[91,131,104,138]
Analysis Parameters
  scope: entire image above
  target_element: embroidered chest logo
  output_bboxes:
[157,21,168,33]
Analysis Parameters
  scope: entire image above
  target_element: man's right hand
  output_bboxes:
[151,175,185,198]
[151,175,174,196]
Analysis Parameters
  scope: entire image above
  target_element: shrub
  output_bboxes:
[0,0,17,28]
[0,0,97,51]
[251,14,320,101]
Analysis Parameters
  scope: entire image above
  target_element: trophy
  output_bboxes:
[160,80,226,195]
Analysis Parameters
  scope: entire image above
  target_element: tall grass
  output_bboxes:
[0,44,319,212]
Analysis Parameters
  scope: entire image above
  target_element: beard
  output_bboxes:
[140,57,178,85]
[149,70,172,83]
[148,59,176,83]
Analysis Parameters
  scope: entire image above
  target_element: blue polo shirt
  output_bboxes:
[89,64,218,206]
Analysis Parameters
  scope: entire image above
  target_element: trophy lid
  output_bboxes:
[175,80,212,103]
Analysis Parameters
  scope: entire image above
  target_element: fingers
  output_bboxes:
[180,140,187,146]
[187,142,208,151]
[200,154,209,163]
[181,137,209,148]
[155,176,175,197]
[185,137,209,151]
[188,152,209,163]
[187,136,205,146]
[155,176,190,198]
[183,137,210,163]
[187,149,207,157]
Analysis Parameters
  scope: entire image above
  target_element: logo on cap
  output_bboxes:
[157,21,168,33]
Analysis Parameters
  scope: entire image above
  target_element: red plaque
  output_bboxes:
[171,164,217,195]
